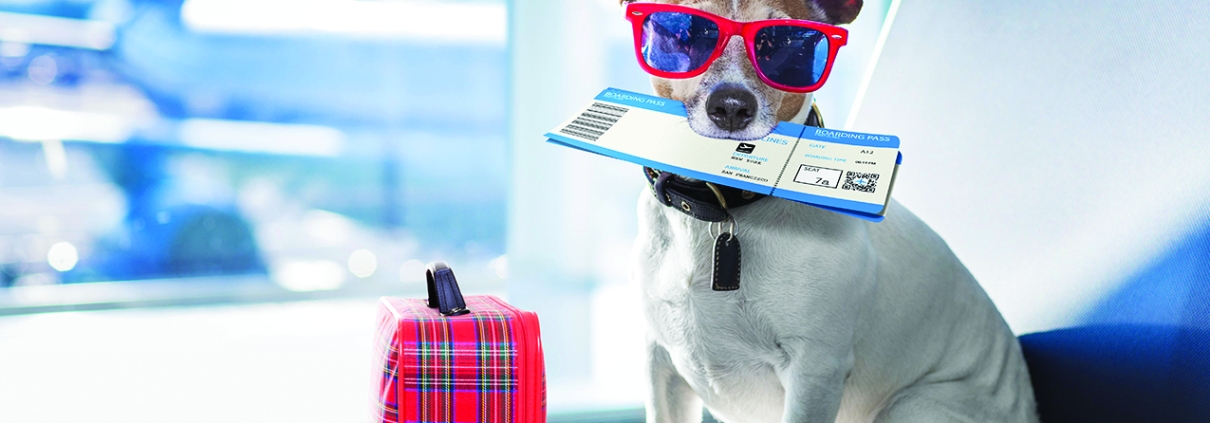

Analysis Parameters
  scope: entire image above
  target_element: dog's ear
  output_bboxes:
[808,0,863,25]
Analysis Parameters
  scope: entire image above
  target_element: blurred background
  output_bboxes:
[1,0,1209,422]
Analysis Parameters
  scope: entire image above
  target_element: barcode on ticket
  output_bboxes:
[841,171,879,193]
[559,102,629,141]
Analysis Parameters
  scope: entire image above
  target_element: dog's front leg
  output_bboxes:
[646,340,702,423]
[778,341,854,423]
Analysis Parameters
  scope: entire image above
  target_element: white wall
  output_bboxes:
[852,0,1210,334]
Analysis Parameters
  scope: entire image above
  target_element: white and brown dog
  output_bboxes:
[623,1,1039,422]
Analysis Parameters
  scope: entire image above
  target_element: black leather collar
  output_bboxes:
[645,103,825,222]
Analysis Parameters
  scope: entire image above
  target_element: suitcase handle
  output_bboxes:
[425,262,471,316]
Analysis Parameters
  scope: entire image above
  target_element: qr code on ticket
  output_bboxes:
[842,171,879,193]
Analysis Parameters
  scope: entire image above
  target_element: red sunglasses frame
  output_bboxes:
[625,3,849,93]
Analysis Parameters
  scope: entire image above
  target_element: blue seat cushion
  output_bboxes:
[1019,324,1210,422]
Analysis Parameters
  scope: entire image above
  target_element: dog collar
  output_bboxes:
[644,102,825,222]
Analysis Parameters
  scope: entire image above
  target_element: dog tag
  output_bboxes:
[712,233,741,291]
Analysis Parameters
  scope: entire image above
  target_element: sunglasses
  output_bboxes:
[625,3,848,93]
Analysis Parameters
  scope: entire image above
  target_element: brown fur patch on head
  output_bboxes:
[652,80,674,99]
[776,93,806,122]
[801,0,863,24]
[763,0,815,20]
[755,0,864,23]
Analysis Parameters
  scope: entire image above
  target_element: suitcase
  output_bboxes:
[374,262,545,423]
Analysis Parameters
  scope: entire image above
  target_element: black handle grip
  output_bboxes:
[426,261,470,316]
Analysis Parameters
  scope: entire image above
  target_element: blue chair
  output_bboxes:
[1020,325,1210,422]
[1020,221,1210,421]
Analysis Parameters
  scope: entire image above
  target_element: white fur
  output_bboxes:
[631,194,1039,423]
[625,1,1037,421]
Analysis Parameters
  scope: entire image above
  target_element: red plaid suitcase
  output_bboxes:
[374,262,545,423]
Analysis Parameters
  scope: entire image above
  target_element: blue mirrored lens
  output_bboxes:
[753,26,828,87]
[641,12,720,73]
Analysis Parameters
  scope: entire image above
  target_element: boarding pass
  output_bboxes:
[545,88,902,222]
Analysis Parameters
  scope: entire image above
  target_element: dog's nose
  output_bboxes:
[705,87,758,132]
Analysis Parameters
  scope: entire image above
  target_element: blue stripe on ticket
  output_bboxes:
[771,122,808,138]
[809,203,886,222]
[771,188,886,216]
[594,89,688,117]
[800,126,901,149]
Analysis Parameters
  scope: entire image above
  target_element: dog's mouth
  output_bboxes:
[685,117,776,141]
[683,86,777,141]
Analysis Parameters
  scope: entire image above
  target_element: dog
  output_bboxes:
[621,1,1039,422]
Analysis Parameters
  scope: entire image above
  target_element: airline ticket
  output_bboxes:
[545,88,902,222]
